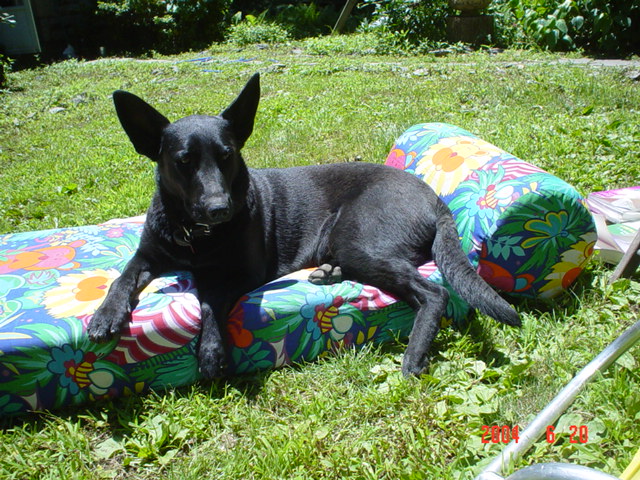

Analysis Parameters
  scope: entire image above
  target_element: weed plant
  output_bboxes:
[227,13,292,46]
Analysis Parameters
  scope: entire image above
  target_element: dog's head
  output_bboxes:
[112,73,260,226]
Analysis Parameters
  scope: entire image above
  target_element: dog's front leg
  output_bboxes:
[197,291,234,379]
[87,251,156,343]
[196,282,242,379]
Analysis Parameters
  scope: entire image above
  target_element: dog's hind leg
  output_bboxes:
[308,263,343,285]
[400,276,450,376]
[339,256,450,376]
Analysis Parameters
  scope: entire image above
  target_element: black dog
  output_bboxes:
[87,73,520,377]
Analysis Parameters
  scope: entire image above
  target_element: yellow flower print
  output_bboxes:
[539,234,596,298]
[415,136,505,195]
[47,346,116,396]
[44,269,120,319]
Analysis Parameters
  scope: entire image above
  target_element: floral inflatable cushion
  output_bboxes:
[386,123,596,298]
[0,123,595,416]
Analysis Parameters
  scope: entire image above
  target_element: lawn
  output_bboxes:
[1,38,639,479]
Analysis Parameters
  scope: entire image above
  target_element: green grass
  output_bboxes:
[1,38,640,479]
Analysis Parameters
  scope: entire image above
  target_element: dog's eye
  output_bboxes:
[176,153,191,165]
[222,147,234,161]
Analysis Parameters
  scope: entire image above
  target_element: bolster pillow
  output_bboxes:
[386,123,596,299]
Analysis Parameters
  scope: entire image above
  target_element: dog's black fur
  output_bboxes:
[87,73,520,377]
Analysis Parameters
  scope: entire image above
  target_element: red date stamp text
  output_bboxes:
[481,425,589,444]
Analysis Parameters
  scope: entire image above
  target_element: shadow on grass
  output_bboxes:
[0,368,277,432]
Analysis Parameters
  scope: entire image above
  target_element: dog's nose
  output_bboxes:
[207,204,231,224]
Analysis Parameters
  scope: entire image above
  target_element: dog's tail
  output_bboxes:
[431,201,521,327]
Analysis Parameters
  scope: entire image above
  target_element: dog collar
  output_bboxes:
[173,223,213,248]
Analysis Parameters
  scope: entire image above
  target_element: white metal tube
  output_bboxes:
[506,463,619,480]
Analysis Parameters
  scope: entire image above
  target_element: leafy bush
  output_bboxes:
[95,0,231,55]
[503,0,639,55]
[271,3,341,38]
[0,12,15,88]
[490,0,530,48]
[0,53,11,89]
[227,3,347,40]
[520,0,578,50]
[358,0,451,47]
[226,12,291,46]
[169,0,231,50]
[572,0,639,54]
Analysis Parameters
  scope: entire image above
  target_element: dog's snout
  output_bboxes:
[207,204,231,223]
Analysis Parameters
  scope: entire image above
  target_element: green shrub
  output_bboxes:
[521,0,578,50]
[490,0,530,48]
[271,3,340,38]
[358,0,450,47]
[168,0,231,51]
[226,13,291,46]
[572,0,639,55]
[0,54,9,89]
[95,0,231,55]
[0,12,14,88]
[503,0,639,55]
[227,3,348,40]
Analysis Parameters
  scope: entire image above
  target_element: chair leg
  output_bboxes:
[609,229,640,283]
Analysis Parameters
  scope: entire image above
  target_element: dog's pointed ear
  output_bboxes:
[221,73,260,148]
[112,90,170,161]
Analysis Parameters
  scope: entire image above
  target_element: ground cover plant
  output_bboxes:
[1,39,640,479]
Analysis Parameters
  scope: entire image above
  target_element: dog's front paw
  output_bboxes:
[401,352,430,377]
[198,343,227,379]
[87,304,130,343]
